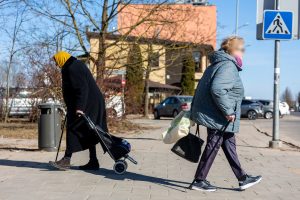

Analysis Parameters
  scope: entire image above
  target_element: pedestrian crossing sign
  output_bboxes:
[263,10,293,40]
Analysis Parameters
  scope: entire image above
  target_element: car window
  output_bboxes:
[242,100,252,105]
[168,98,176,104]
[259,100,270,106]
[178,97,193,103]
[173,98,179,104]
[162,98,171,105]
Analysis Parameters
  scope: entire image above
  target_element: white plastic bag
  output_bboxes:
[162,111,194,144]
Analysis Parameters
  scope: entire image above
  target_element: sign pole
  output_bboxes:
[270,0,282,148]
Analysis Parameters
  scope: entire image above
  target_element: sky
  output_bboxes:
[1,0,299,99]
[209,0,300,100]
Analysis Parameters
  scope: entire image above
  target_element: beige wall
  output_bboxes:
[89,38,166,84]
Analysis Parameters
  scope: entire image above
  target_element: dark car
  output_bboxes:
[241,99,264,120]
[153,96,193,119]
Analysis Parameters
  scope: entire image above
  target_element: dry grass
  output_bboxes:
[0,118,149,139]
[0,123,38,139]
[108,118,144,135]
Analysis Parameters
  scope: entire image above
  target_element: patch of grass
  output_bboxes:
[0,123,38,139]
[108,118,145,135]
[0,118,150,139]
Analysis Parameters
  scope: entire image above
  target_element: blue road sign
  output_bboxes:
[263,10,293,40]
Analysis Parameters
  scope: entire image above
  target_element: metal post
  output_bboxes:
[121,73,125,117]
[270,0,282,148]
[235,0,240,35]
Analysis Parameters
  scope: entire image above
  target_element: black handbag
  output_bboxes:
[171,125,204,163]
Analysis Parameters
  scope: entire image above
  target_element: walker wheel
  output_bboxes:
[113,160,127,175]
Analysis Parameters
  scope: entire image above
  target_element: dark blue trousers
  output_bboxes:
[194,128,246,181]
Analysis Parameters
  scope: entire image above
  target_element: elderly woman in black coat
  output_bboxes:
[51,51,108,170]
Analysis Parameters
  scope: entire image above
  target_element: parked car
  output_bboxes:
[279,102,290,116]
[153,96,193,119]
[256,100,290,119]
[241,99,264,120]
[1,91,39,118]
[256,100,274,119]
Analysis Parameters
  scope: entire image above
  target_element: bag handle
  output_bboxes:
[195,124,200,137]
[221,121,231,133]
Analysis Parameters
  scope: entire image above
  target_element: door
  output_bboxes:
[159,98,171,116]
[164,97,177,116]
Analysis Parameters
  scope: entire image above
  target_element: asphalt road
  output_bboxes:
[246,112,300,144]
[143,112,300,146]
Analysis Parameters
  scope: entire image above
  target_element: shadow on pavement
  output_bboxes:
[0,147,40,151]
[0,159,188,192]
[216,186,242,192]
[85,168,188,192]
[0,159,52,170]
[0,159,244,192]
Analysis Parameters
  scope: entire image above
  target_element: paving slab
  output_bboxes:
[0,119,299,200]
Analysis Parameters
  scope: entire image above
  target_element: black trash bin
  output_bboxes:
[38,103,63,152]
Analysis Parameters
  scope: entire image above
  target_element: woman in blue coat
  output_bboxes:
[190,36,262,191]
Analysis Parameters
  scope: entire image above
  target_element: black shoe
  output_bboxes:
[239,175,262,190]
[79,159,100,170]
[190,180,217,192]
[49,157,71,170]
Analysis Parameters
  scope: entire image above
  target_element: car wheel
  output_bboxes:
[154,110,160,120]
[172,110,178,118]
[264,111,273,119]
[247,110,257,120]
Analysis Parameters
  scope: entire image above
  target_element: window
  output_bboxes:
[163,97,176,105]
[149,52,160,68]
[178,97,193,103]
[242,100,252,105]
[193,51,201,72]
[162,98,171,105]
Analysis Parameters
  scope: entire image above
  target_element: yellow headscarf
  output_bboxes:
[53,51,72,68]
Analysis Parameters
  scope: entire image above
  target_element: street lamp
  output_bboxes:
[235,0,240,35]
[232,23,249,34]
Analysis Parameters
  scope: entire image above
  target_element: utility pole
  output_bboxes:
[235,0,240,35]
[270,0,282,148]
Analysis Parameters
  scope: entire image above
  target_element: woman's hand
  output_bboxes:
[226,115,236,122]
[76,110,84,116]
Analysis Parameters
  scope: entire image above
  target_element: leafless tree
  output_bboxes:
[16,1,215,119]
[1,5,29,122]
[281,87,294,108]
[22,0,173,84]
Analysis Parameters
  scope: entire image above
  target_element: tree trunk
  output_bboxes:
[144,71,150,118]
[96,0,108,88]
[144,44,153,118]
[4,54,13,123]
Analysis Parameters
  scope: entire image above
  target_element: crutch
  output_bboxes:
[54,108,67,162]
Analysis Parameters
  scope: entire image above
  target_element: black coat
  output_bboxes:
[61,57,108,153]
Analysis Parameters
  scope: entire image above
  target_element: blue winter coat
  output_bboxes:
[190,50,244,133]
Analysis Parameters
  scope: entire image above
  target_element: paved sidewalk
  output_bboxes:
[0,119,299,200]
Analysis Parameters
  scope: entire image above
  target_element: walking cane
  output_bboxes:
[53,107,67,162]
[54,116,67,162]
